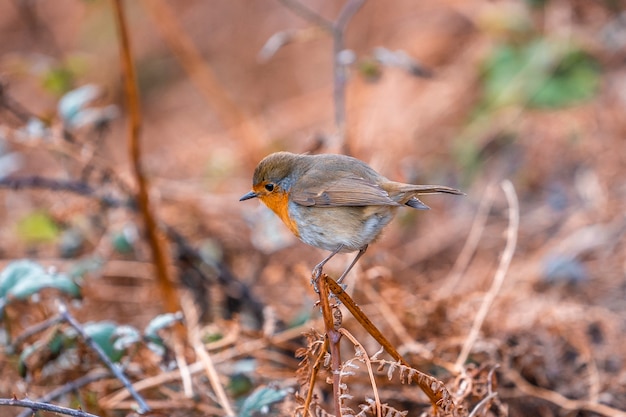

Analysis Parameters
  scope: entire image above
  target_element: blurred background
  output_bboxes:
[0,0,625,416]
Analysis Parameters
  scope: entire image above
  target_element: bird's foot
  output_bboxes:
[310,265,323,293]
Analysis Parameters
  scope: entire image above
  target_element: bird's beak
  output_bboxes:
[239,191,258,201]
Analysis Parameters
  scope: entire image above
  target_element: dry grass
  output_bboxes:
[0,0,625,416]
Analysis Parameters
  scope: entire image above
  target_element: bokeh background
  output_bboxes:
[1,0,625,416]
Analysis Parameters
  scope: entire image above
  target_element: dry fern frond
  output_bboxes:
[356,400,408,417]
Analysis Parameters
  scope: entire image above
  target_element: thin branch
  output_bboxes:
[58,302,151,413]
[0,82,38,123]
[111,0,182,328]
[276,0,333,32]
[467,392,498,417]
[333,0,365,154]
[99,321,314,408]
[325,276,456,414]
[467,365,500,417]
[0,174,261,326]
[15,371,111,417]
[506,368,626,417]
[317,275,343,416]
[0,397,100,417]
[338,329,382,417]
[277,0,367,153]
[0,176,127,208]
[438,183,496,298]
[183,293,236,416]
[302,337,329,417]
[454,180,519,371]
[9,314,63,353]
[335,0,365,31]
[360,277,430,357]
[165,225,265,325]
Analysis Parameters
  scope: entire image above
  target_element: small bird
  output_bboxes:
[240,152,463,283]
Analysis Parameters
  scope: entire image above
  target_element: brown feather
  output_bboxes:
[291,175,400,207]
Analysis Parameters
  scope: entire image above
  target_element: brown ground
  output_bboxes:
[0,0,625,416]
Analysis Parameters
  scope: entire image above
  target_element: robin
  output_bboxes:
[240,152,463,283]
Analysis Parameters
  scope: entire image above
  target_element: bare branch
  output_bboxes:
[15,372,111,417]
[455,180,519,371]
[276,0,333,32]
[58,302,151,413]
[0,397,100,417]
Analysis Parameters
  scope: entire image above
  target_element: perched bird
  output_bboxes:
[240,152,463,283]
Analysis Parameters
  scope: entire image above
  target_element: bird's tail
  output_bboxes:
[384,182,464,210]
[396,184,464,195]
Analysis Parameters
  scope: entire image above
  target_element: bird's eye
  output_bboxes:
[264,183,275,192]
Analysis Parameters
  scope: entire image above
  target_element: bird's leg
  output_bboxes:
[311,244,344,290]
[336,245,368,284]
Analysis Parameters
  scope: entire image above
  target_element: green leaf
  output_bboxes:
[239,386,288,417]
[0,261,80,317]
[481,39,599,110]
[529,49,600,108]
[112,325,141,352]
[80,321,126,363]
[144,312,182,344]
[17,212,60,243]
[0,260,46,298]
[8,271,80,300]
[111,225,138,254]
[228,374,254,397]
[58,84,100,124]
[77,322,139,363]
[202,332,223,344]
[42,66,75,96]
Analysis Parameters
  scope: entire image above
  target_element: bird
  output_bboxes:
[240,151,463,284]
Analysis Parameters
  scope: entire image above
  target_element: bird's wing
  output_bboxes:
[291,175,400,207]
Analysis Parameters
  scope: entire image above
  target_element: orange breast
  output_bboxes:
[259,191,300,238]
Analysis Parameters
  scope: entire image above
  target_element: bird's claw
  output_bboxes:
[310,265,323,293]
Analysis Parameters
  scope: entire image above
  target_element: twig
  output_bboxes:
[9,314,63,353]
[317,275,343,416]
[467,392,498,417]
[0,175,260,325]
[0,82,39,122]
[302,337,329,417]
[58,302,151,413]
[333,0,366,153]
[99,321,315,408]
[338,329,382,417]
[165,225,265,325]
[506,368,626,417]
[111,2,187,379]
[0,176,127,208]
[437,183,496,298]
[467,365,500,417]
[112,0,180,316]
[277,0,333,32]
[174,336,194,399]
[325,276,456,414]
[0,397,100,417]
[360,277,433,360]
[454,180,519,371]
[15,371,111,417]
[182,293,236,416]
[277,0,366,153]
[4,119,137,198]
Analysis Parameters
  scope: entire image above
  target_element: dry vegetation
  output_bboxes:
[1,0,626,416]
